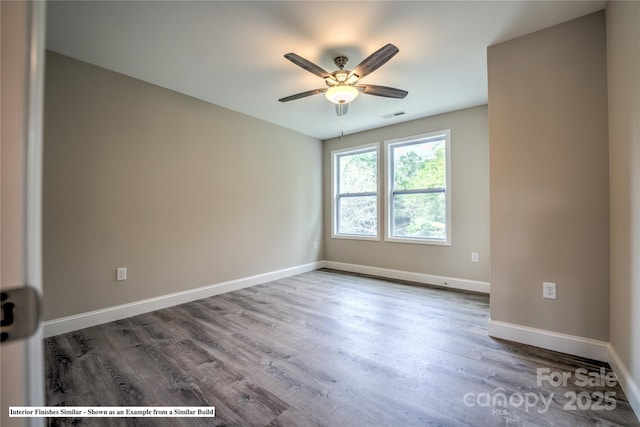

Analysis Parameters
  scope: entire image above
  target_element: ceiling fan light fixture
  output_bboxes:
[325,76,338,86]
[335,71,349,82]
[325,85,359,104]
[346,74,359,85]
[280,44,406,114]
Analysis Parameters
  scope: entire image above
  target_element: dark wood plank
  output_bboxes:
[45,269,640,426]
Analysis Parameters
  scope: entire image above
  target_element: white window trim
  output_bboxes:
[331,142,381,241]
[384,130,452,246]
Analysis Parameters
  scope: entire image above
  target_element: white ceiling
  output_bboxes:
[46,1,606,140]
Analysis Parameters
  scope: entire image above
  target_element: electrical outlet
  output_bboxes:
[116,267,127,281]
[471,252,479,263]
[543,282,556,299]
[313,241,319,249]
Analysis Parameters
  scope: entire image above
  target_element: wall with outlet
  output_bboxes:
[323,105,490,284]
[42,52,323,320]
[488,12,609,341]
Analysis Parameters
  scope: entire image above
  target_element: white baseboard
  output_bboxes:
[608,344,640,419]
[488,319,609,362]
[323,261,490,294]
[43,261,324,338]
[43,260,488,337]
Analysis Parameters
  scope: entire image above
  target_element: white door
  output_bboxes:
[1,1,46,426]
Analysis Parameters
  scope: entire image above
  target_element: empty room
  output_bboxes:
[2,1,639,426]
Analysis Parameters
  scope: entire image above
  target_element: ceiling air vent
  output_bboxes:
[381,111,406,119]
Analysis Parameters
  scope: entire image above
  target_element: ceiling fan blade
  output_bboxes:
[350,44,399,79]
[278,88,326,102]
[284,53,331,79]
[357,84,408,99]
[335,103,349,117]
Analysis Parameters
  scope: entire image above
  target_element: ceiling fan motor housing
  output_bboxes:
[334,56,349,69]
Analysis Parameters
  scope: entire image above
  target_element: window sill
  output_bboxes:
[331,234,381,242]
[384,236,451,246]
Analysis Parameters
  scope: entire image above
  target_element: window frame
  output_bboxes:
[331,143,381,241]
[384,130,452,246]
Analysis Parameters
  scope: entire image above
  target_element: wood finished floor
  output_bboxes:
[45,269,639,426]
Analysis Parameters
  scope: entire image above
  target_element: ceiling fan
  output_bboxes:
[278,43,408,116]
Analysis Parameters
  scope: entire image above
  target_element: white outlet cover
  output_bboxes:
[543,282,556,299]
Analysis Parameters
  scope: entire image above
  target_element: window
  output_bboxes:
[332,144,379,239]
[386,130,451,245]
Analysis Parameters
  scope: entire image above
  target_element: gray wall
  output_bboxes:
[488,12,609,340]
[43,52,323,320]
[323,105,490,283]
[607,0,640,411]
